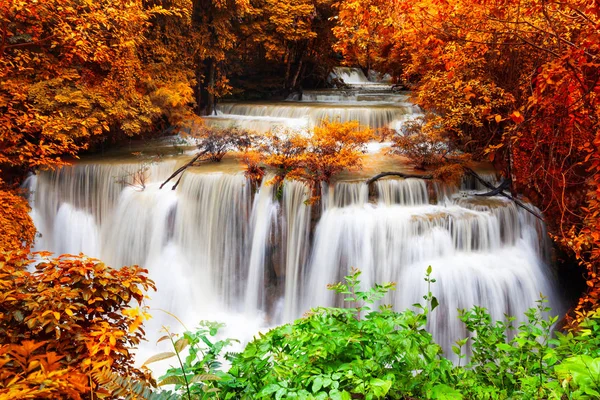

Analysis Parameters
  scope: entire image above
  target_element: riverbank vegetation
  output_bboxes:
[333,0,600,324]
[131,270,600,399]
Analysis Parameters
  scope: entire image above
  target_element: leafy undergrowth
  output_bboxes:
[148,268,600,400]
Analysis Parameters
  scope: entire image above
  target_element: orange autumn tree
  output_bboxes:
[334,0,600,322]
[238,0,336,91]
[243,120,373,199]
[187,0,251,114]
[0,0,193,182]
[333,0,397,74]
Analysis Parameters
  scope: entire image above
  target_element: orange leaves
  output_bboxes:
[509,110,524,124]
[0,189,36,253]
[0,250,156,397]
[356,0,600,324]
[240,120,373,197]
[1,0,195,179]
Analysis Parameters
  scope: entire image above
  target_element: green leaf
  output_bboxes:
[174,337,189,353]
[329,390,352,400]
[258,383,281,397]
[429,384,463,399]
[158,375,186,386]
[142,352,176,366]
[189,374,221,383]
[312,376,323,393]
[431,296,439,311]
[369,378,392,398]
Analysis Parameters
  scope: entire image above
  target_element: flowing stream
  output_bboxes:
[26,69,563,362]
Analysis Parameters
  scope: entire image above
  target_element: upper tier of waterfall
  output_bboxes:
[204,67,421,133]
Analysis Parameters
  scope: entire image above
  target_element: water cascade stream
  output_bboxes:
[27,69,563,361]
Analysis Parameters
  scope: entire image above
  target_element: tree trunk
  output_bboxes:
[194,67,204,116]
[206,59,216,116]
[284,47,292,89]
[290,59,303,90]
[194,59,215,116]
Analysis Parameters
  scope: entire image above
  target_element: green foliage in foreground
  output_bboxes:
[149,267,600,400]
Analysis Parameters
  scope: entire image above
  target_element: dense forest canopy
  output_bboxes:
[1,0,600,398]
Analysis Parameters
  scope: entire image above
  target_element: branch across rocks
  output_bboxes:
[365,168,544,221]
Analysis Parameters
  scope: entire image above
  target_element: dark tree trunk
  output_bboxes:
[290,59,303,90]
[194,59,216,116]
[206,59,216,115]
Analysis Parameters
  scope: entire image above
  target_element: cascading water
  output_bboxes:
[206,102,417,133]
[26,72,563,362]
[204,67,420,133]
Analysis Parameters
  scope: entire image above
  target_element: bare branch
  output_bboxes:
[463,167,544,220]
[365,171,433,186]
[159,150,209,190]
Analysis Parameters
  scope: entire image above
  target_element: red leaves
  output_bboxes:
[509,111,524,124]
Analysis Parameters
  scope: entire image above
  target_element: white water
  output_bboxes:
[205,67,420,133]
[26,72,563,362]
[207,102,416,133]
[27,166,562,358]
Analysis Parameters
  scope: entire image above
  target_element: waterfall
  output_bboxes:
[302,182,560,356]
[291,90,411,103]
[29,167,561,334]
[25,79,563,361]
[333,67,371,85]
[208,102,414,132]
[245,177,278,315]
[281,181,312,321]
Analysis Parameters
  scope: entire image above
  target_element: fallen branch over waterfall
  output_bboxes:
[365,171,433,185]
[365,168,544,221]
[160,150,209,190]
[462,167,544,221]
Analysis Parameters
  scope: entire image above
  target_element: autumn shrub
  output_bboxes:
[388,116,468,171]
[0,251,156,399]
[185,121,254,163]
[241,120,373,199]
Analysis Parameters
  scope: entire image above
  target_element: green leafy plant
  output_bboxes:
[144,321,238,400]
[213,267,454,400]
[148,268,600,400]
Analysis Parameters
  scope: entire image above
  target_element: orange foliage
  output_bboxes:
[239,0,335,90]
[388,116,470,172]
[0,0,194,181]
[0,251,156,398]
[241,150,266,188]
[242,120,373,197]
[304,120,374,184]
[0,189,35,252]
[182,119,254,162]
[335,0,600,323]
[333,0,397,73]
